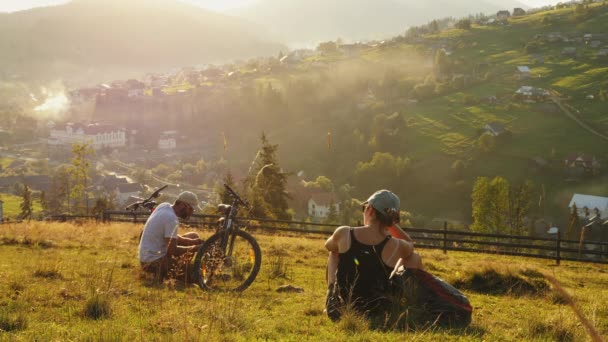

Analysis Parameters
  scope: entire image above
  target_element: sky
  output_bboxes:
[0,0,257,12]
[0,0,562,13]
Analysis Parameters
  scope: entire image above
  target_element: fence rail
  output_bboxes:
[44,211,608,265]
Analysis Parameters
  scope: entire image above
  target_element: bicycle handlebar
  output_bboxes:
[125,184,168,211]
[224,184,250,209]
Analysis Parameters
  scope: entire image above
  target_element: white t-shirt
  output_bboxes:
[138,203,179,263]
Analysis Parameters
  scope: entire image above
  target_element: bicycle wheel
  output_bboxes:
[193,230,262,292]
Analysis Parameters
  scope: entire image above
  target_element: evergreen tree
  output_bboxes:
[324,200,339,225]
[218,170,236,204]
[246,133,291,220]
[19,185,33,220]
[92,195,115,218]
[568,203,581,239]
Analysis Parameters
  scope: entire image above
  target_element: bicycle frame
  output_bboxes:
[218,189,246,261]
[194,183,260,291]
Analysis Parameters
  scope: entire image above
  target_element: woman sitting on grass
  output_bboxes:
[324,189,423,322]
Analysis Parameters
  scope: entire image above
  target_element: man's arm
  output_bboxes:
[165,238,199,257]
[387,224,413,242]
[177,235,203,246]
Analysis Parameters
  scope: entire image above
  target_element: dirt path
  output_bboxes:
[550,97,608,141]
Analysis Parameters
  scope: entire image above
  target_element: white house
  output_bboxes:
[516,66,531,79]
[308,193,340,219]
[569,194,608,219]
[484,122,507,136]
[48,122,126,150]
[158,130,177,150]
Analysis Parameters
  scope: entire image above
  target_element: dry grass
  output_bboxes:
[0,221,606,341]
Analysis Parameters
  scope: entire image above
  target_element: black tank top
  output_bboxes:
[335,228,393,315]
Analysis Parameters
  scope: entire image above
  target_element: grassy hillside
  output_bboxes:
[236,3,608,223]
[0,222,606,340]
[0,193,42,219]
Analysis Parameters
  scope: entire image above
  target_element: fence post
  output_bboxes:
[132,213,137,224]
[443,221,448,255]
[556,231,561,266]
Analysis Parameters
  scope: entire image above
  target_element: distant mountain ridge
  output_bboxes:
[0,0,284,83]
[232,0,529,45]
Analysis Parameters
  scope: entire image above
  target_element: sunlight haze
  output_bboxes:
[0,0,562,13]
[1,0,258,12]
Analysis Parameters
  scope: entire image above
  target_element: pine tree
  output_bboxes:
[324,200,339,225]
[246,133,291,220]
[19,185,33,220]
[568,203,581,239]
[219,170,236,204]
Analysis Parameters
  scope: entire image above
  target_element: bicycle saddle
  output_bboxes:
[217,204,232,214]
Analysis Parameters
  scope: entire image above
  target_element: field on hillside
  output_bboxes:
[1,222,606,341]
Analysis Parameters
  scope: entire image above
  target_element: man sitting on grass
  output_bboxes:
[138,191,203,283]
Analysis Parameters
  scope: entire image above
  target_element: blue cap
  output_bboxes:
[366,190,400,217]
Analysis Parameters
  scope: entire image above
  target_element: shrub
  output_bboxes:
[0,309,28,332]
[83,293,112,320]
[268,255,289,279]
[453,266,549,296]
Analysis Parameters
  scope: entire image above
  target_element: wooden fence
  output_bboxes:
[47,211,608,265]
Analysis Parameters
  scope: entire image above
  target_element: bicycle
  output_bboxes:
[125,185,168,213]
[193,184,262,292]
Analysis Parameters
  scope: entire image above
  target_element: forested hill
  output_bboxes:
[0,0,283,83]
[163,3,607,224]
[231,0,529,44]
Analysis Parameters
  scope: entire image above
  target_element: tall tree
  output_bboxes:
[471,177,492,232]
[324,200,339,225]
[48,164,71,214]
[488,176,510,234]
[19,184,33,220]
[246,133,291,220]
[507,181,534,235]
[218,170,236,205]
[69,143,95,215]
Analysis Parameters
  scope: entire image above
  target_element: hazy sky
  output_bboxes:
[0,0,257,12]
[0,0,562,13]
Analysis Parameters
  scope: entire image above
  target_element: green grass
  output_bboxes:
[0,157,14,170]
[0,221,606,340]
[0,192,42,219]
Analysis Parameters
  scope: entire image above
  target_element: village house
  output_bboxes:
[158,130,177,150]
[484,122,507,137]
[515,66,531,79]
[497,10,510,22]
[115,182,143,206]
[48,122,126,150]
[564,154,601,176]
[308,193,340,220]
[98,174,129,194]
[513,8,526,16]
[125,79,145,98]
[569,194,608,219]
[515,86,550,102]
